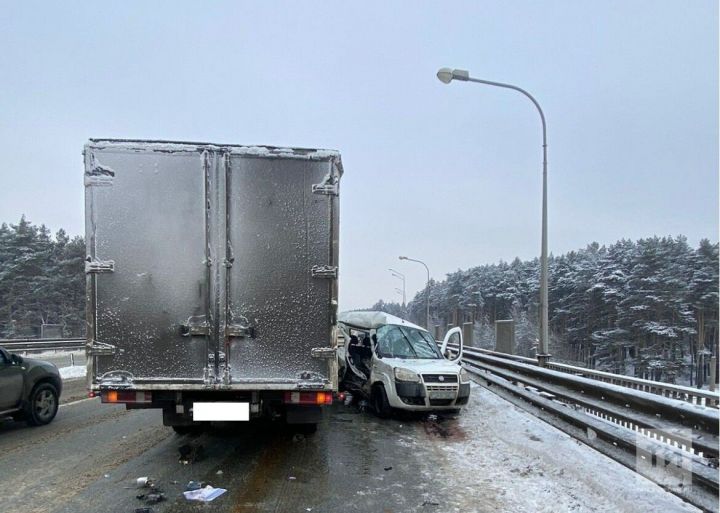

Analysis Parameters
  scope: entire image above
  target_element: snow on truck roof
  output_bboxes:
[338,310,428,332]
[85,139,342,166]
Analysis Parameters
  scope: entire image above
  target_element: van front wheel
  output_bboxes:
[372,384,392,419]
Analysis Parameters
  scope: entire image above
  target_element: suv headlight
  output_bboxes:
[460,368,470,383]
[394,367,421,382]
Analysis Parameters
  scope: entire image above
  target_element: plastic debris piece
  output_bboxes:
[288,476,297,481]
[186,480,202,491]
[103,474,110,479]
[179,443,204,464]
[144,493,166,504]
[216,470,223,475]
[384,466,392,471]
[183,485,227,502]
[136,477,153,487]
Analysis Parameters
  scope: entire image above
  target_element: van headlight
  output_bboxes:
[394,367,421,382]
[460,368,470,383]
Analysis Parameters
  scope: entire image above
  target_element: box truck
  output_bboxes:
[84,139,342,433]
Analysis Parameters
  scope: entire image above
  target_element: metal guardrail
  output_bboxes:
[0,337,85,353]
[456,345,720,512]
[465,346,720,408]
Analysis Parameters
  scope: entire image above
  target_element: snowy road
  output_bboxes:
[0,381,700,513]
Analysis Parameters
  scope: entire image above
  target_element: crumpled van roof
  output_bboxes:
[338,310,428,332]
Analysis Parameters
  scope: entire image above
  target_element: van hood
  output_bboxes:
[385,358,461,374]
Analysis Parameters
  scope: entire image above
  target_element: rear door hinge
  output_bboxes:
[312,182,338,196]
[85,259,115,274]
[226,324,256,339]
[180,321,209,337]
[311,265,338,278]
[311,347,336,359]
[87,341,121,356]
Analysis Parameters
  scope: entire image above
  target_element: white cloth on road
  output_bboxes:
[183,485,227,502]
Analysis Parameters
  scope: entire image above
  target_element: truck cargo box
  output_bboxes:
[84,139,341,393]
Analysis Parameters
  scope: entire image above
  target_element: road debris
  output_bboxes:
[186,480,202,491]
[178,443,204,464]
[384,466,392,471]
[134,508,154,513]
[136,492,166,504]
[183,485,227,502]
[216,470,224,475]
[136,477,153,488]
[288,476,297,481]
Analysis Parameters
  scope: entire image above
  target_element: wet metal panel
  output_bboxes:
[225,156,335,385]
[86,145,208,382]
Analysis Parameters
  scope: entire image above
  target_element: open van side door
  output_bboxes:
[440,327,463,365]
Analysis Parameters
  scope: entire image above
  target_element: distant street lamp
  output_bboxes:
[389,268,406,307]
[399,256,431,330]
[437,67,550,365]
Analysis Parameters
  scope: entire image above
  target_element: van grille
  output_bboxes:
[422,374,458,383]
[426,385,457,392]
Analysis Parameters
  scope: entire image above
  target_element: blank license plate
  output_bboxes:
[429,391,456,400]
[193,402,249,421]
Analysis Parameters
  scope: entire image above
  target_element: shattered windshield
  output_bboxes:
[376,325,442,359]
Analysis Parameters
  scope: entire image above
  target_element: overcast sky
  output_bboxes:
[1,1,717,310]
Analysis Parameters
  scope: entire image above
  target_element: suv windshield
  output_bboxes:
[375,325,442,359]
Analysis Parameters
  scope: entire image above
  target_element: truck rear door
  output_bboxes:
[224,153,340,389]
[85,142,209,384]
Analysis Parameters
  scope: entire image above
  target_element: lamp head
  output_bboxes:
[436,68,470,84]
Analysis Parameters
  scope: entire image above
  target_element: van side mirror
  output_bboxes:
[11,353,23,365]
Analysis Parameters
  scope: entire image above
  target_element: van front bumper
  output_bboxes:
[393,380,470,410]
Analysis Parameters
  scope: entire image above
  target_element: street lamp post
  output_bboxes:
[399,256,431,330]
[436,67,550,365]
[389,268,406,307]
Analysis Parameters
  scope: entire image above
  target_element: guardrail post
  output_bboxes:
[710,356,717,393]
[495,320,515,355]
[462,322,473,347]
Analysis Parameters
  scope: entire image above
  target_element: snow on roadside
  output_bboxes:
[59,365,86,380]
[19,349,84,359]
[419,382,699,513]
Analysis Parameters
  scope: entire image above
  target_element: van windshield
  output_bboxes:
[375,325,442,359]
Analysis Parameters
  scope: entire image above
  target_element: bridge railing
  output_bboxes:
[0,337,85,353]
[456,345,719,408]
[453,343,720,511]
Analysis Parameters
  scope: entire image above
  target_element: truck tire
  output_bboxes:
[372,384,392,419]
[295,423,317,435]
[25,383,59,426]
[172,425,203,435]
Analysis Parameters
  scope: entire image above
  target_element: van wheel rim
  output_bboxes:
[35,390,55,420]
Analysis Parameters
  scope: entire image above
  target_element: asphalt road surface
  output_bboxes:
[0,384,451,513]
[0,379,699,513]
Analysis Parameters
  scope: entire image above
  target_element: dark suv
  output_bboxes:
[0,347,63,426]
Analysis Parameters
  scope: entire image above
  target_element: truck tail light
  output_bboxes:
[283,391,333,405]
[101,391,152,404]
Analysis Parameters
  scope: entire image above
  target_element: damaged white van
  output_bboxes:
[337,311,470,417]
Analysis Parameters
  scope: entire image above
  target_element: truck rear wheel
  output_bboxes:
[295,423,317,435]
[172,424,204,435]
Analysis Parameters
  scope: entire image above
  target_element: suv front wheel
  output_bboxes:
[26,383,59,426]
